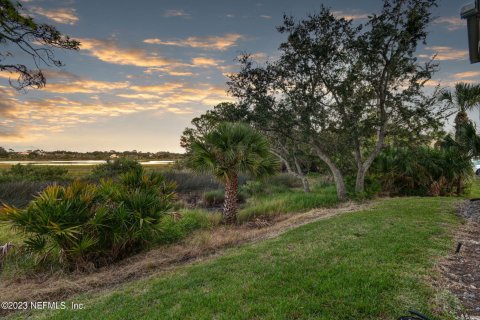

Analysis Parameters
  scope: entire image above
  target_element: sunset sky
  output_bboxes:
[0,0,479,153]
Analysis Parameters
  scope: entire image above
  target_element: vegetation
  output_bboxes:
[440,82,480,141]
[372,146,473,196]
[0,167,176,269]
[238,185,338,222]
[18,196,461,320]
[0,0,80,89]
[187,122,279,223]
[0,164,70,182]
[90,158,142,180]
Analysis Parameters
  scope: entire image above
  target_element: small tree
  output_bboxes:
[0,0,80,89]
[187,122,279,223]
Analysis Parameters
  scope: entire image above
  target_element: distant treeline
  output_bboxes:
[0,147,184,160]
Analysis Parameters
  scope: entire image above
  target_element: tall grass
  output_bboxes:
[238,185,338,222]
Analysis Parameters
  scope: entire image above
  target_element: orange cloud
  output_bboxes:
[453,71,480,79]
[42,80,129,94]
[144,33,244,51]
[433,17,464,31]
[79,38,182,68]
[30,7,79,25]
[419,46,468,61]
[191,57,223,67]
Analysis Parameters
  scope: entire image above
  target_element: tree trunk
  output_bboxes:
[271,150,310,193]
[294,155,310,193]
[301,176,310,193]
[354,127,386,194]
[223,174,238,224]
[312,145,347,200]
[355,167,367,194]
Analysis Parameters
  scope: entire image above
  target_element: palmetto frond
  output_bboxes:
[187,122,279,182]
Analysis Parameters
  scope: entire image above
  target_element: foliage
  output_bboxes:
[0,180,67,208]
[26,197,461,320]
[90,158,142,180]
[439,82,480,141]
[228,0,445,199]
[0,0,80,89]
[238,185,338,222]
[0,167,176,268]
[187,122,279,223]
[156,209,221,244]
[161,170,221,194]
[180,102,249,152]
[371,146,473,196]
[0,164,70,182]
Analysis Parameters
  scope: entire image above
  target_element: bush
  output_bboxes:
[371,146,473,196]
[90,158,142,180]
[0,167,176,269]
[0,164,70,182]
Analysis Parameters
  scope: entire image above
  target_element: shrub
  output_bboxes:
[0,167,176,269]
[0,164,70,182]
[371,146,473,196]
[90,158,142,180]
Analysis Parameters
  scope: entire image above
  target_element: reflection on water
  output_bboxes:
[0,160,174,166]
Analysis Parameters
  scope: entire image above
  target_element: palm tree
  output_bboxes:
[187,122,279,223]
[440,82,480,141]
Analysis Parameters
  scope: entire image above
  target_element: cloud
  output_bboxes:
[30,7,79,25]
[79,38,182,68]
[453,71,480,79]
[191,57,223,67]
[42,79,129,94]
[419,46,468,61]
[433,17,464,31]
[164,9,191,18]
[144,33,244,51]
[332,10,368,20]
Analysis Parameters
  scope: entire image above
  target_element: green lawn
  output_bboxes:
[14,196,461,320]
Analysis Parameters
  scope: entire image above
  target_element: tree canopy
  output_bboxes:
[0,0,79,89]
[228,0,446,199]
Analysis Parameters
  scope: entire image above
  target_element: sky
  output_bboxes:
[0,0,479,153]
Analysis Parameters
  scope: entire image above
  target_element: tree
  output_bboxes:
[439,82,480,141]
[0,0,80,89]
[186,122,279,223]
[181,101,313,192]
[229,0,444,199]
[180,102,249,152]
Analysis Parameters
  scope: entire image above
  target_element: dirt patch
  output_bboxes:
[437,200,480,318]
[0,201,370,316]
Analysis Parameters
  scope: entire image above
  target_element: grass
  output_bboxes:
[238,185,338,222]
[12,196,461,320]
